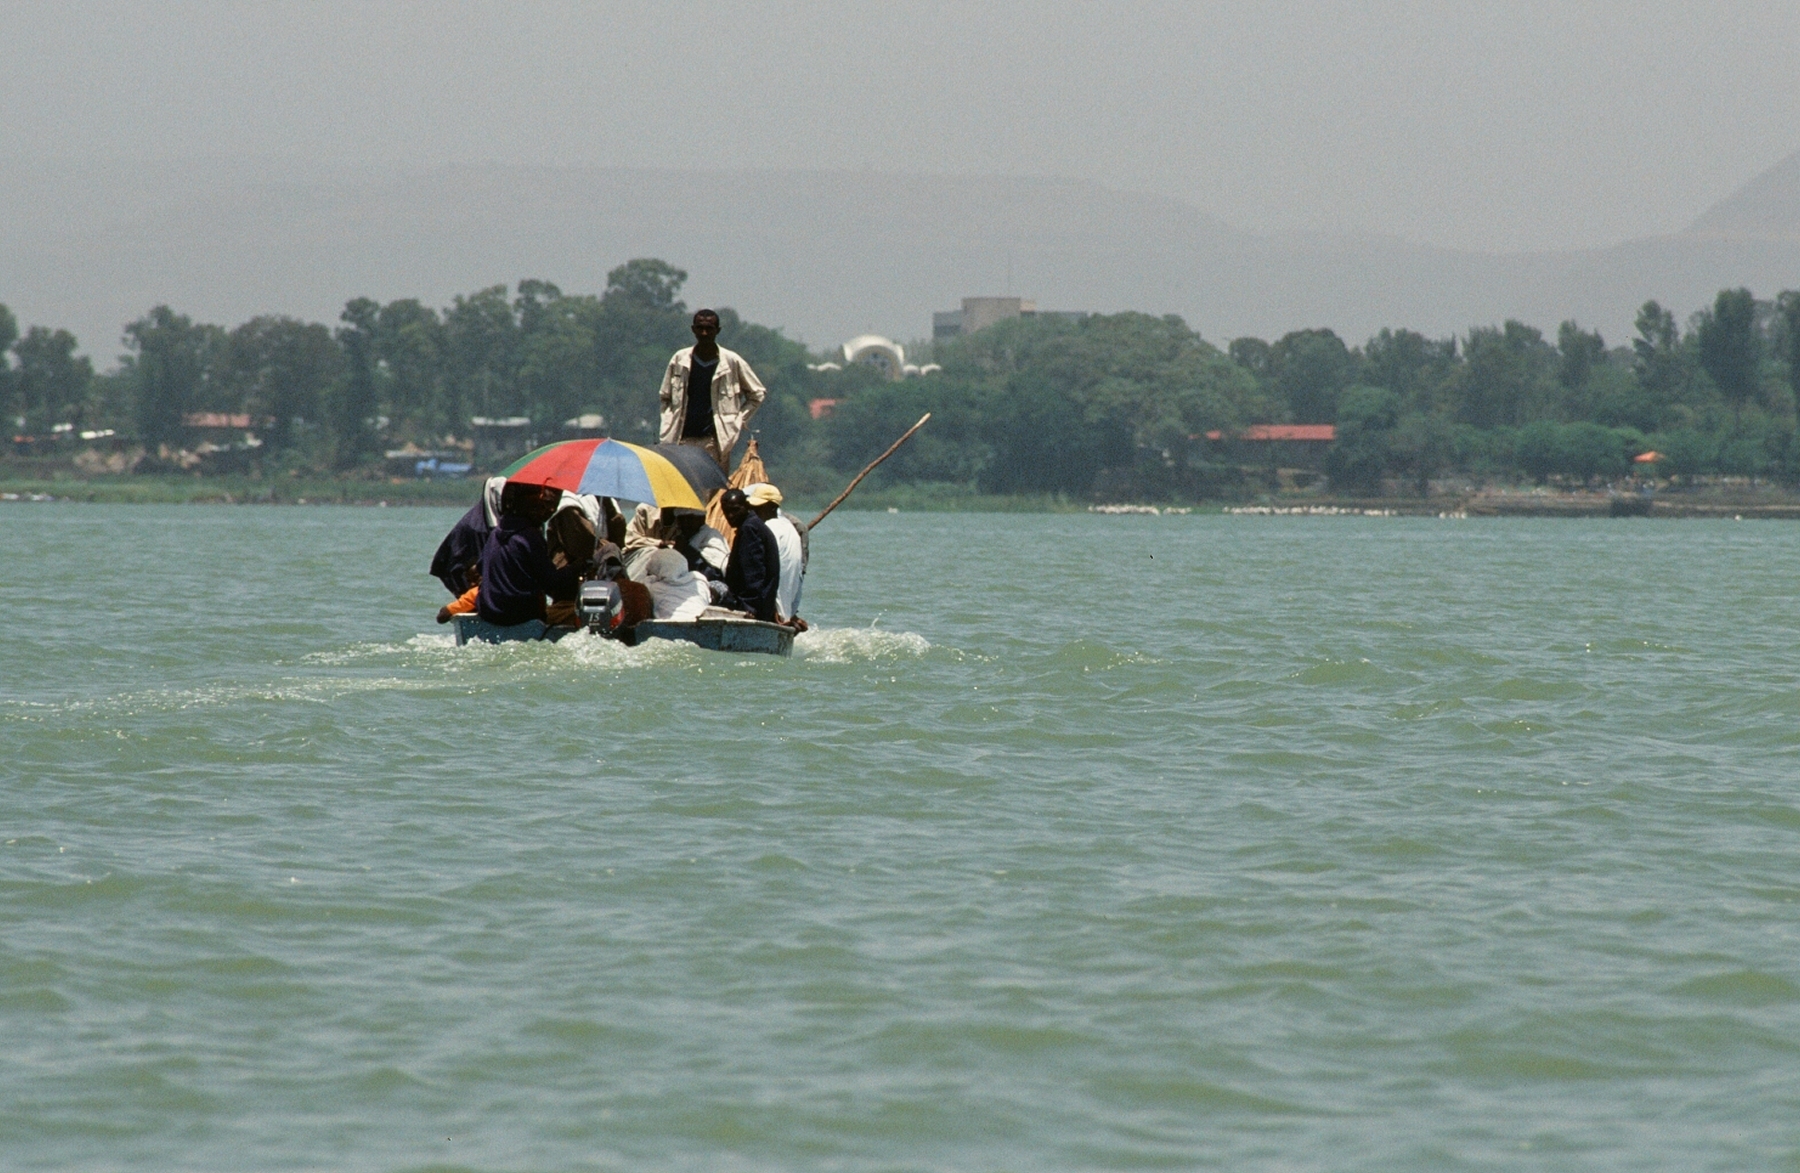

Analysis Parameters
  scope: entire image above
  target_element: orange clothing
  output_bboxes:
[444,585,479,616]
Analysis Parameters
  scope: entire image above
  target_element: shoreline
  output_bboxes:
[6,475,1799,518]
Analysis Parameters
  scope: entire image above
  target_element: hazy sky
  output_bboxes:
[7,1,1799,253]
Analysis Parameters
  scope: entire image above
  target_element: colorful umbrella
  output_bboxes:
[647,443,730,501]
[501,438,707,509]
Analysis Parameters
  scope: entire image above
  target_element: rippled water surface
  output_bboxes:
[4,504,1800,1171]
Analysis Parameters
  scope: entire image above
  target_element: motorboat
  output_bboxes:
[450,593,795,657]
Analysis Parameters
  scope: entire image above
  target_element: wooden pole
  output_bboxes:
[808,413,930,529]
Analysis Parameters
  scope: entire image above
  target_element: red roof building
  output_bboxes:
[1197,423,1338,471]
[1201,424,1336,443]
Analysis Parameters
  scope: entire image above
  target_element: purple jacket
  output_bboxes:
[477,516,579,626]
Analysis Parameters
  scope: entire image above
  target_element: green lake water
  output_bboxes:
[3,504,1799,1170]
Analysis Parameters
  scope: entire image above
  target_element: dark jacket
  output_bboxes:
[477,516,580,626]
[723,512,781,622]
[429,500,490,595]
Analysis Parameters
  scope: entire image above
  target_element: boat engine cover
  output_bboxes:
[578,579,622,632]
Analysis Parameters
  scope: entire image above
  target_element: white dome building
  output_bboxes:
[841,334,907,381]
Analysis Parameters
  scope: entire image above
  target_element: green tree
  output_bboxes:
[1695,287,1761,424]
[592,260,693,437]
[981,313,1263,495]
[1773,290,1800,419]
[13,326,95,435]
[0,304,17,428]
[1514,419,1561,483]
[1388,410,1454,496]
[443,286,519,425]
[1270,328,1355,422]
[955,314,1132,494]
[514,279,564,335]
[1227,336,1273,380]
[603,259,687,310]
[1556,421,1631,483]
[375,299,446,439]
[123,307,222,447]
[1633,300,1678,362]
[1455,321,1555,428]
[881,311,1270,498]
[333,298,382,467]
[1362,328,1457,415]
[1654,428,1717,482]
[517,290,606,432]
[824,371,994,487]
[226,316,344,453]
[1555,320,1606,390]
[1324,385,1399,494]
[1630,299,1708,429]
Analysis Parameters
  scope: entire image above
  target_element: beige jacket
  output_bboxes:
[657,346,767,453]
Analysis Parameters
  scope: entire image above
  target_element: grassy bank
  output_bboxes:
[10,469,1800,520]
[0,474,479,506]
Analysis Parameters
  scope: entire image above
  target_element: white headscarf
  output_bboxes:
[640,548,711,620]
[481,476,507,527]
[553,492,602,529]
[620,503,663,579]
[686,523,730,572]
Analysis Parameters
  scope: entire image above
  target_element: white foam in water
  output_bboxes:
[433,628,707,671]
[412,626,928,667]
[557,630,704,669]
[303,636,449,665]
[28,675,430,718]
[794,627,930,664]
[289,626,931,675]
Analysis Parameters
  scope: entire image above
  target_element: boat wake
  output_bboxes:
[793,627,930,663]
[300,624,931,672]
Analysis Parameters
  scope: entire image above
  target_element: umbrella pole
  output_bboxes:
[807,413,930,530]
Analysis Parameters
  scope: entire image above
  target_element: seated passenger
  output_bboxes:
[591,539,625,582]
[668,509,728,580]
[436,563,480,624]
[476,482,580,627]
[620,502,727,581]
[547,493,602,576]
[746,482,808,628]
[601,496,627,548]
[640,548,712,620]
[429,476,506,595]
[620,502,666,580]
[717,488,781,622]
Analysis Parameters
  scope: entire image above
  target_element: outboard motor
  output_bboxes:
[578,579,622,634]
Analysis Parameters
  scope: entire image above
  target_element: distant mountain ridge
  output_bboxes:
[1685,149,1800,241]
[3,155,1798,365]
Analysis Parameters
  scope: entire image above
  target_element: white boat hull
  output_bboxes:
[452,613,793,656]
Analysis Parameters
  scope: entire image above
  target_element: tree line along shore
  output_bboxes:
[6,259,1800,507]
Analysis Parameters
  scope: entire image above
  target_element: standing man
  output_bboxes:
[658,309,766,469]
